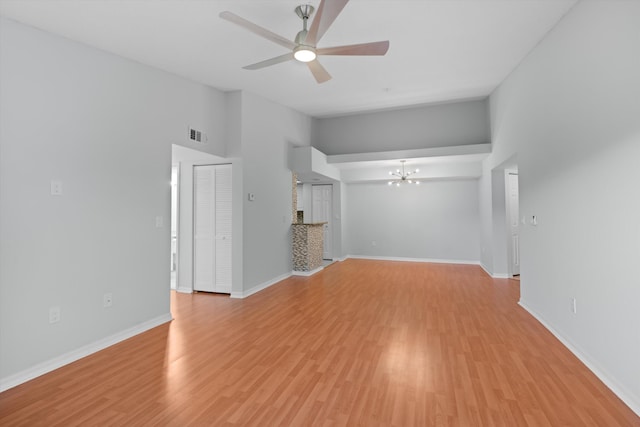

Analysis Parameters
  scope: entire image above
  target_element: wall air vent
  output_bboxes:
[189,127,207,144]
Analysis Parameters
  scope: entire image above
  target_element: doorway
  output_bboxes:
[171,144,232,295]
[506,171,520,277]
[312,184,333,260]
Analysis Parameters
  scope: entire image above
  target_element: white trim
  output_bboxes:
[480,262,510,279]
[519,301,640,417]
[176,286,193,294]
[230,272,291,299]
[0,313,173,393]
[480,262,493,277]
[292,266,324,277]
[346,254,480,266]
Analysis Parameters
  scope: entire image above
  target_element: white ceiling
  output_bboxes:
[0,0,577,118]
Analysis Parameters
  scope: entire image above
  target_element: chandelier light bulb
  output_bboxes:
[388,160,421,187]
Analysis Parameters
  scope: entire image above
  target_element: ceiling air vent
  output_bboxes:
[189,127,207,144]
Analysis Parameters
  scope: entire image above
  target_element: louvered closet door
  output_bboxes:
[213,164,232,293]
[193,164,232,293]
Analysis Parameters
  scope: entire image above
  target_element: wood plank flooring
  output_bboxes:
[0,259,638,426]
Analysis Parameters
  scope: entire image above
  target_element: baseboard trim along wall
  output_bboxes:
[176,286,193,294]
[347,255,481,266]
[480,263,510,279]
[519,301,640,417]
[291,266,324,277]
[0,313,173,393]
[230,272,292,299]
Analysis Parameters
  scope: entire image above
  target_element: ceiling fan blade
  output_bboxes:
[317,40,390,56]
[307,60,332,84]
[243,53,295,70]
[219,11,296,51]
[306,0,349,46]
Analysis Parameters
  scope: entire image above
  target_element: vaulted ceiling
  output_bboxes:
[0,0,577,118]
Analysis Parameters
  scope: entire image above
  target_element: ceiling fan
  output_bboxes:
[219,0,389,83]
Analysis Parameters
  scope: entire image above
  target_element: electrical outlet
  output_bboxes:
[49,306,60,323]
[571,297,577,314]
[103,293,113,308]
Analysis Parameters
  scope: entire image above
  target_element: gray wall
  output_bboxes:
[345,180,480,262]
[237,92,312,292]
[483,1,640,411]
[0,18,227,382]
[312,99,489,155]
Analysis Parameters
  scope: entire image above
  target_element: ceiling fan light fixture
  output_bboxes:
[294,46,316,62]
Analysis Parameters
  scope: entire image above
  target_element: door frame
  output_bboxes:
[505,170,520,277]
[311,184,334,260]
[171,163,180,290]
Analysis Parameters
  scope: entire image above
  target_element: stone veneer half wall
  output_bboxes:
[292,223,324,271]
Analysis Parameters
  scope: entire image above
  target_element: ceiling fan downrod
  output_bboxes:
[294,4,315,45]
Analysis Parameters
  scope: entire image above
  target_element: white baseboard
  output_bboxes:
[230,272,292,299]
[518,301,640,417]
[479,263,510,279]
[346,254,480,266]
[291,266,324,276]
[0,313,173,393]
[176,286,193,294]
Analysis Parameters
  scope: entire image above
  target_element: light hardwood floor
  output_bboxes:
[0,259,638,426]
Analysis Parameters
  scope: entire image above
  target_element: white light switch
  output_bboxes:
[49,306,61,323]
[50,180,63,196]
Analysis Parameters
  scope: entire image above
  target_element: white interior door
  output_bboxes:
[193,164,232,293]
[312,184,333,260]
[213,165,232,293]
[508,172,520,276]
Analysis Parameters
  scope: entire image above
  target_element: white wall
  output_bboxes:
[345,180,480,262]
[490,168,508,276]
[237,92,312,292]
[0,18,227,385]
[484,1,640,412]
[312,99,489,155]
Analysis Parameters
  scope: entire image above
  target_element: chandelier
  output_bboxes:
[388,160,420,186]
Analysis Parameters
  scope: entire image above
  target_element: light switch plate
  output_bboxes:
[50,180,63,196]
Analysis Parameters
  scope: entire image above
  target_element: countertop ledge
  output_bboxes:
[291,222,327,226]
